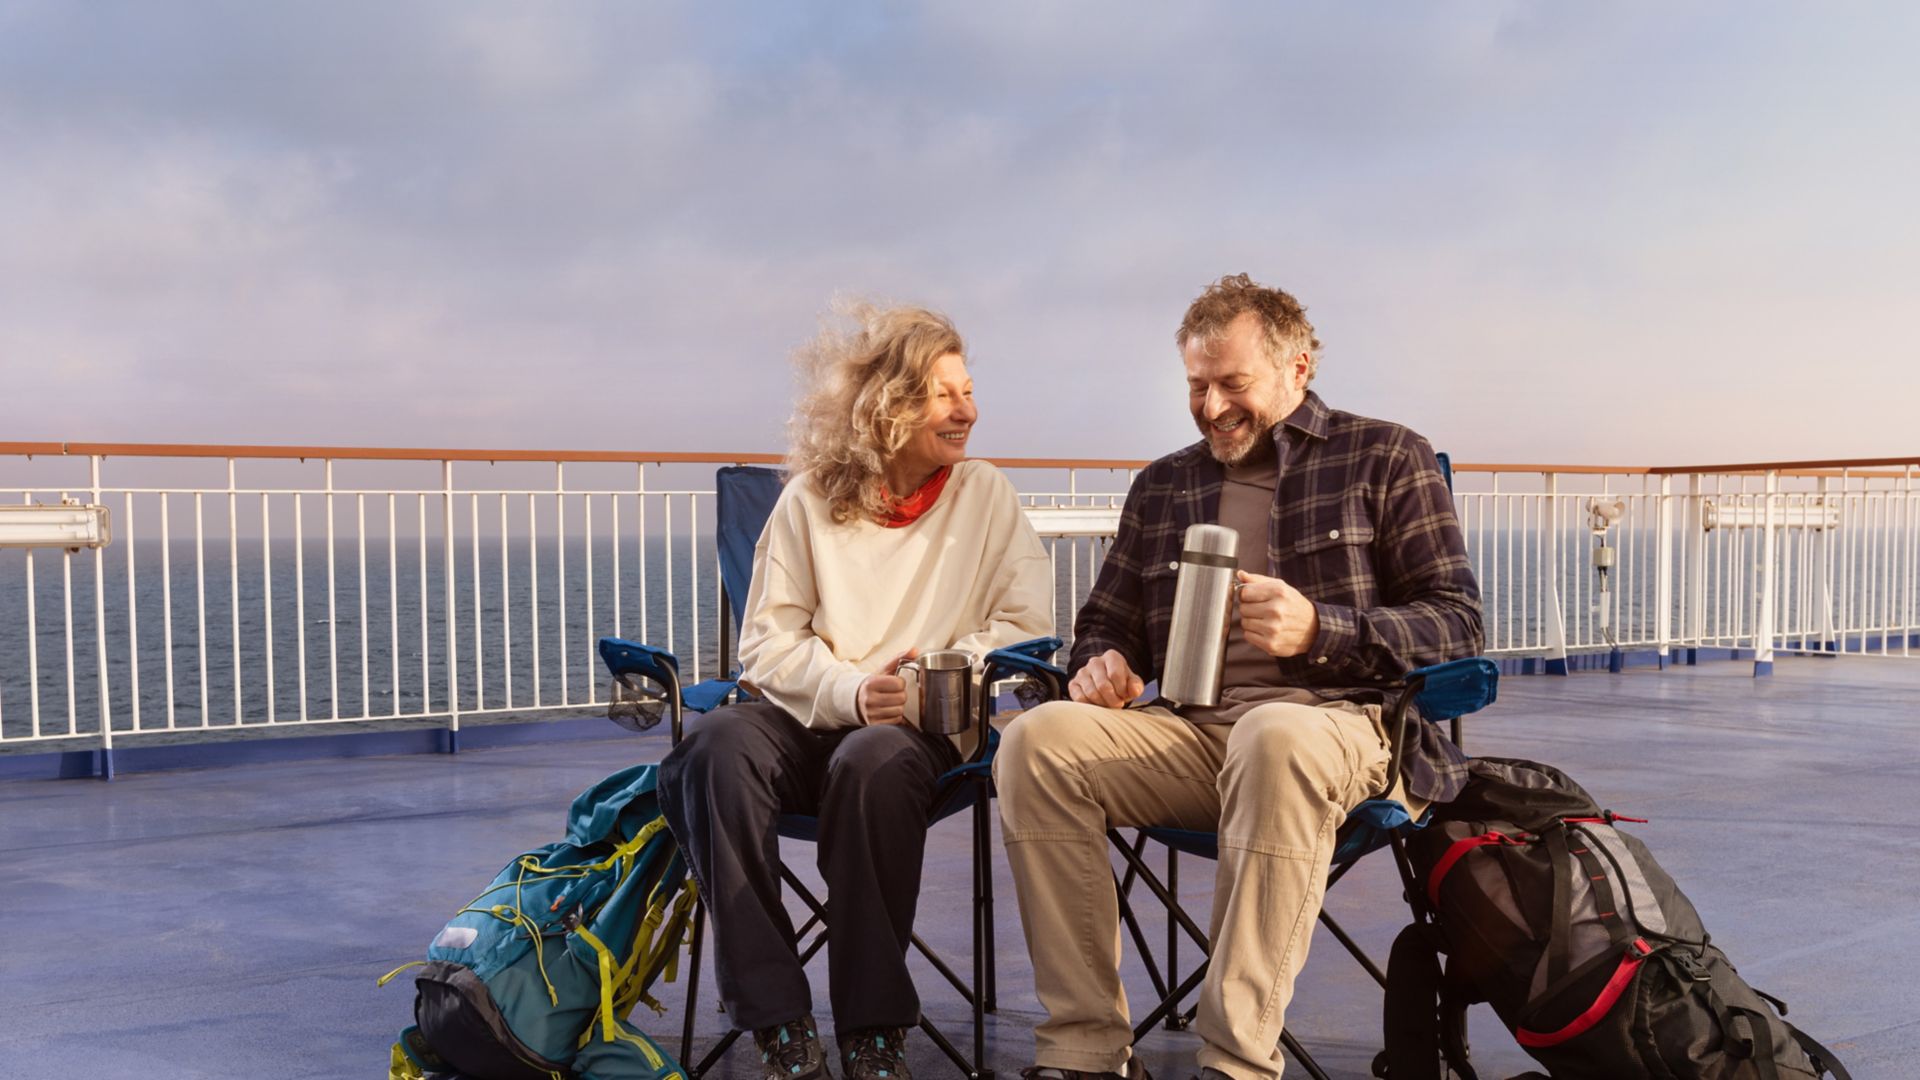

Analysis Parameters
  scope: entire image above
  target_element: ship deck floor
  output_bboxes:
[5,655,1916,1079]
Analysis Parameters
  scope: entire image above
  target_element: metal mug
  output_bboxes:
[900,649,975,735]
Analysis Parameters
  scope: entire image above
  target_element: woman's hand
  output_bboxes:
[856,649,919,726]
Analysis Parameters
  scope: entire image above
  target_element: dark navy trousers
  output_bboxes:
[656,700,958,1033]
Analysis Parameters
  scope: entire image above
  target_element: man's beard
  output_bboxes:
[1197,407,1281,466]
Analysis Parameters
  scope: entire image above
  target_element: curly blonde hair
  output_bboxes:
[787,301,967,524]
[1177,273,1323,383]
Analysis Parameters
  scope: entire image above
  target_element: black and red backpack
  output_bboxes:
[1378,758,1851,1080]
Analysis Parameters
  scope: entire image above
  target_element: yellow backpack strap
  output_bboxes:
[574,1014,669,1073]
[661,884,699,984]
[376,960,428,988]
[518,818,666,880]
[571,924,621,1043]
[388,1040,425,1080]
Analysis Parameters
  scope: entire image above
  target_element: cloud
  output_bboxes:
[2,1,1916,465]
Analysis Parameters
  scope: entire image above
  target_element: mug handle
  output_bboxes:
[899,660,921,728]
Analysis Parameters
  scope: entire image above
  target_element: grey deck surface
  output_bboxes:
[3,656,1914,1079]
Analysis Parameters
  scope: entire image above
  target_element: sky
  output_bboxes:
[2,1,1917,468]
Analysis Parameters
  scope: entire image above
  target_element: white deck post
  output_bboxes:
[1655,472,1674,668]
[92,454,114,777]
[1814,474,1837,652]
[443,460,460,749]
[1542,472,1570,674]
[1685,474,1707,664]
[1755,469,1779,675]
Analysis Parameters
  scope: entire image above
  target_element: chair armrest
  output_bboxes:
[1379,656,1500,801]
[680,678,741,715]
[971,637,1068,764]
[983,637,1066,689]
[1406,657,1500,721]
[998,635,1064,663]
[597,636,685,743]
[598,636,679,683]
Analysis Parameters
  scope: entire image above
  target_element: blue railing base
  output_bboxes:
[5,714,642,782]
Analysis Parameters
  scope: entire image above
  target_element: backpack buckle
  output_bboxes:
[1669,950,1711,982]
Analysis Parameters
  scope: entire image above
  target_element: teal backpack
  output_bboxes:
[382,763,698,1080]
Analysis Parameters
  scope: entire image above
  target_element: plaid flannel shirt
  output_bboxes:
[1069,391,1483,804]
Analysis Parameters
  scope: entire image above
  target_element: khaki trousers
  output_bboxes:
[993,699,1393,1080]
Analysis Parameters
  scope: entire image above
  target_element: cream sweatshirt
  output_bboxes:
[736,460,1055,748]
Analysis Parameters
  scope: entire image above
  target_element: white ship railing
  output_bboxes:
[3,443,1916,756]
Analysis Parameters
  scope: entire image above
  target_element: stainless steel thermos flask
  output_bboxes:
[1159,523,1238,707]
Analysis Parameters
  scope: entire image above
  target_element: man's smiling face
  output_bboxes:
[1183,311,1309,466]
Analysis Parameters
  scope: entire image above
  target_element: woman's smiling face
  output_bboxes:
[891,352,976,484]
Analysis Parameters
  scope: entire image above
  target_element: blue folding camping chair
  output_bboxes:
[1097,450,1497,1080]
[596,464,1062,1080]
[1104,658,1498,1079]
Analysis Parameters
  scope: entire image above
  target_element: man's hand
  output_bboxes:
[1236,570,1320,658]
[1069,648,1145,708]
[857,649,918,726]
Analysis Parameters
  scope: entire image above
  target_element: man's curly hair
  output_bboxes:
[787,301,966,524]
[1176,273,1322,381]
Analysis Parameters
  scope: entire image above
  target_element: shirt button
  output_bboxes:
[1169,561,1179,571]
[1328,529,1340,540]
[1316,656,1329,665]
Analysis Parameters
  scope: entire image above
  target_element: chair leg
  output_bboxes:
[694,1029,743,1078]
[912,931,976,1002]
[973,780,991,1070]
[678,897,752,1078]
[1165,844,1188,1031]
[682,898,706,1070]
[1106,829,1211,950]
[1279,1028,1335,1080]
[976,780,997,1013]
[1114,866,1174,1005]
[1317,909,1388,989]
[919,1008,991,1080]
[1131,956,1210,1043]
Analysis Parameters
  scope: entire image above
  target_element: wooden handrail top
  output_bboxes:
[0,442,787,465]
[2,442,1914,477]
[1647,457,1920,475]
[0,442,1150,470]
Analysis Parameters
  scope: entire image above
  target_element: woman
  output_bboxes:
[657,303,1054,1080]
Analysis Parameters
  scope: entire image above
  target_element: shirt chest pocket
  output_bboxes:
[1140,560,1180,613]
[1284,523,1376,602]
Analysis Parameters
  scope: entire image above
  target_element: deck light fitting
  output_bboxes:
[0,499,113,551]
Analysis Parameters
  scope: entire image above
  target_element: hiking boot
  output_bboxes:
[753,1014,831,1080]
[1020,1060,1152,1080]
[838,1026,911,1080]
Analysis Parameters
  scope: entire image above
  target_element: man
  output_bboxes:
[995,274,1482,1080]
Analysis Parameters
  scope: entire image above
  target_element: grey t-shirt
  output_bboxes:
[1181,450,1325,724]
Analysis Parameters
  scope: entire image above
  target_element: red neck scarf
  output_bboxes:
[878,465,952,528]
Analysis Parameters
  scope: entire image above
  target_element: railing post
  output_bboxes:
[1685,474,1706,664]
[1655,473,1674,669]
[443,460,460,751]
[1906,465,1916,656]
[228,458,241,727]
[1754,470,1779,676]
[1815,475,1837,652]
[1542,472,1570,675]
[91,454,114,779]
